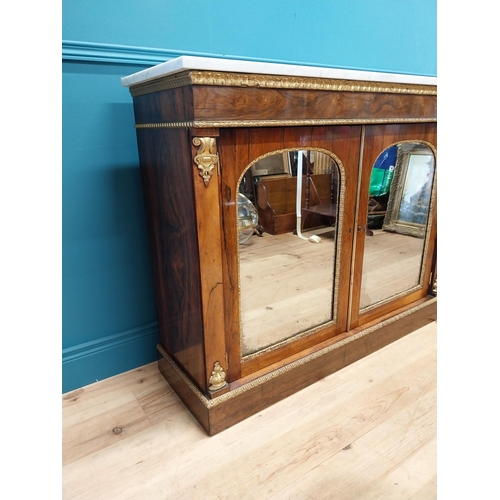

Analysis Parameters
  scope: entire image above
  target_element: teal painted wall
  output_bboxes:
[63,0,437,75]
[62,0,437,393]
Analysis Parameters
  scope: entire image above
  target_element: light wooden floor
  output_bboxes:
[62,321,437,500]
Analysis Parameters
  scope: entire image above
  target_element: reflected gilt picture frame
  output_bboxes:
[250,152,290,178]
[383,144,435,238]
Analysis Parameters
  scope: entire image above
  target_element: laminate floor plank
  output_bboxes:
[62,364,164,418]
[267,388,437,500]
[62,364,178,467]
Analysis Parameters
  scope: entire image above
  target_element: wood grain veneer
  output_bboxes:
[193,87,436,123]
[136,127,206,391]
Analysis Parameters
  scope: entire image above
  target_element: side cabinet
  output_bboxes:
[123,58,437,435]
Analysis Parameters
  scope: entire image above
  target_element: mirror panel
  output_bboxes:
[237,150,341,357]
[360,142,435,311]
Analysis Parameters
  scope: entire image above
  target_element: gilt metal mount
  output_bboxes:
[193,137,218,187]
[208,361,227,392]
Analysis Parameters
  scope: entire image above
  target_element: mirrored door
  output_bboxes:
[219,126,361,378]
[349,124,437,329]
[238,149,341,357]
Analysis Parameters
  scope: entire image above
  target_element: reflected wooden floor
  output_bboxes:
[239,226,336,354]
[62,321,437,500]
[360,229,424,309]
[239,227,423,354]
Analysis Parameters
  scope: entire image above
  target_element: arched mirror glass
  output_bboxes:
[237,150,341,357]
[360,142,435,311]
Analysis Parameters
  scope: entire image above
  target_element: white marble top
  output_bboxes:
[121,55,437,88]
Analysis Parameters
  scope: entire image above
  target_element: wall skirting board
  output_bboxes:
[62,322,159,394]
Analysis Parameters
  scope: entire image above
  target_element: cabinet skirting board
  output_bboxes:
[157,296,437,435]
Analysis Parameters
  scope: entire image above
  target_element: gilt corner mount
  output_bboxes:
[193,137,219,187]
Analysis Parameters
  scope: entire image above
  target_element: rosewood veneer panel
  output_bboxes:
[136,127,206,391]
[193,87,436,123]
[133,86,195,124]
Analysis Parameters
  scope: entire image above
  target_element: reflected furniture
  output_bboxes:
[301,168,338,231]
[256,172,335,234]
[122,56,437,435]
[255,176,300,235]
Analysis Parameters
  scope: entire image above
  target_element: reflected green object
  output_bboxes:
[369,167,394,197]
[237,193,258,244]
[369,145,397,197]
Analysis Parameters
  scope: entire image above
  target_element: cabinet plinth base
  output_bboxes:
[157,297,437,436]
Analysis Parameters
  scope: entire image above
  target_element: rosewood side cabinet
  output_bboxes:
[122,56,437,435]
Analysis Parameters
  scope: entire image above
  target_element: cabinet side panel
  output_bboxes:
[136,127,206,390]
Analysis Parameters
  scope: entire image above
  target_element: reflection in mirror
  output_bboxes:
[237,193,260,244]
[238,150,341,357]
[360,142,435,311]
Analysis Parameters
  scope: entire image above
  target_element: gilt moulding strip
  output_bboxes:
[135,117,437,130]
[157,297,437,409]
[129,70,437,97]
